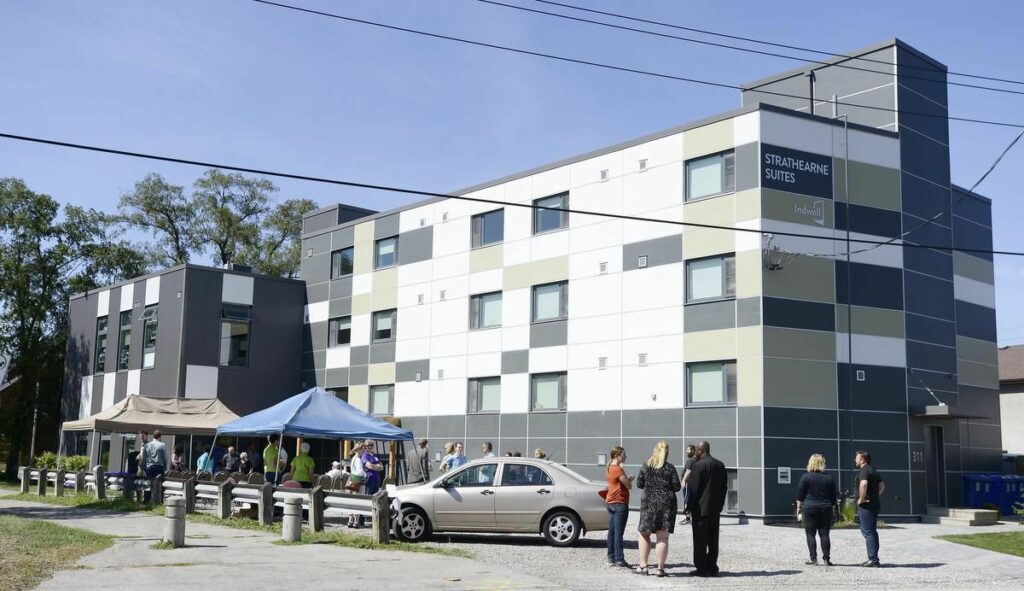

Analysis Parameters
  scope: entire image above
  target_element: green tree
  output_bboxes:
[237,198,318,278]
[117,174,198,267]
[193,169,275,266]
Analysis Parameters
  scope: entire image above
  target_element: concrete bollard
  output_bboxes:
[151,474,164,505]
[94,466,106,500]
[282,497,302,542]
[182,478,196,514]
[122,473,136,501]
[74,471,85,494]
[371,490,390,544]
[19,467,30,493]
[163,497,186,547]
[36,470,47,496]
[258,483,274,526]
[55,470,66,497]
[216,481,233,519]
[310,487,325,532]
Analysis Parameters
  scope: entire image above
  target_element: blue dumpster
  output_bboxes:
[962,474,997,508]
[998,474,1024,515]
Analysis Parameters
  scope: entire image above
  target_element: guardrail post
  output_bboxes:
[371,490,390,544]
[55,470,66,497]
[74,471,85,494]
[151,474,164,505]
[19,467,30,493]
[310,486,325,532]
[122,472,136,501]
[217,481,234,519]
[35,470,47,496]
[258,483,274,526]
[163,497,186,547]
[282,497,302,542]
[183,477,196,514]
[94,466,106,500]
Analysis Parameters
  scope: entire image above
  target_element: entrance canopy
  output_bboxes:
[62,395,240,436]
[216,387,413,441]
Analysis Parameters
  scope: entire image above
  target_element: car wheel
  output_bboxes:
[542,510,581,547]
[394,506,431,543]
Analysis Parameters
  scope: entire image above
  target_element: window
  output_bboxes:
[95,316,108,373]
[328,316,352,347]
[686,150,735,201]
[471,209,504,247]
[468,377,501,413]
[533,192,568,234]
[501,464,553,487]
[686,361,737,406]
[686,254,736,303]
[532,281,567,322]
[328,387,349,402]
[330,247,354,279]
[446,464,497,487]
[116,311,132,371]
[219,304,251,368]
[375,236,398,269]
[140,306,158,369]
[726,469,739,514]
[470,292,502,329]
[369,384,394,416]
[372,309,397,342]
[531,372,567,411]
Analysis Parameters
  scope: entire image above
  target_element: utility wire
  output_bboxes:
[248,0,1024,129]
[479,0,1024,97]
[533,0,1024,87]
[2,129,1021,257]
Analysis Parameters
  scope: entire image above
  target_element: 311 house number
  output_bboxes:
[912,451,924,463]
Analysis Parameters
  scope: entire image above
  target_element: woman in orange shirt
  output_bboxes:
[605,446,634,568]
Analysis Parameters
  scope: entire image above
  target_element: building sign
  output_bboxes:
[777,466,791,485]
[762,144,833,199]
[794,200,826,226]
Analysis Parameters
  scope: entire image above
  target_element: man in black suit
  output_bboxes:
[685,440,729,577]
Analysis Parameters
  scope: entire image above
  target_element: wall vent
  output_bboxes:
[598,357,608,370]
[638,353,648,366]
[439,289,447,301]
[639,158,648,172]
[599,262,608,274]
[420,217,427,227]
[437,369,445,379]
[600,169,609,182]
[417,294,425,305]
[856,370,866,382]
[638,255,648,269]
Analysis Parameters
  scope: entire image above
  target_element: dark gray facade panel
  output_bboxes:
[762,297,835,332]
[953,216,994,263]
[897,86,950,146]
[467,414,500,439]
[501,350,529,374]
[400,416,428,439]
[300,370,318,390]
[906,341,957,374]
[815,84,896,128]
[624,409,682,437]
[303,253,331,285]
[962,447,1003,473]
[905,312,956,347]
[764,408,837,440]
[621,437,687,465]
[302,208,342,236]
[902,246,952,281]
[736,297,761,327]
[904,271,954,319]
[900,130,951,188]
[838,364,907,413]
[140,270,186,397]
[838,410,908,442]
[683,300,736,332]
[329,277,353,301]
[90,375,104,415]
[622,234,682,271]
[325,368,349,388]
[901,173,951,226]
[764,437,840,473]
[903,213,952,249]
[306,282,328,304]
[113,371,127,403]
[530,320,568,348]
[835,203,902,238]
[527,439,566,464]
[328,297,352,318]
[528,412,567,437]
[500,438,528,456]
[348,365,368,386]
[738,406,762,436]
[307,322,328,352]
[500,414,527,438]
[350,346,369,366]
[331,226,355,249]
[684,407,737,437]
[62,293,100,422]
[838,440,910,472]
[304,233,332,257]
[951,191,992,228]
[181,270,223,367]
[835,261,903,310]
[898,45,948,106]
[568,410,621,438]
[690,437,736,467]
[302,349,325,372]
[397,227,434,266]
[737,438,762,469]
[373,214,400,239]
[735,142,760,192]
[396,359,430,383]
[957,385,1001,419]
[427,415,465,437]
[369,341,396,363]
[567,437,623,465]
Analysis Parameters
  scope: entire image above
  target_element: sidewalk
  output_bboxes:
[0,494,559,590]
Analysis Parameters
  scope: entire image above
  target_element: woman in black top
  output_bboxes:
[796,454,839,565]
[636,441,682,577]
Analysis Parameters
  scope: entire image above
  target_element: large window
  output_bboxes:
[533,192,568,234]
[686,361,737,406]
[372,309,397,342]
[328,316,352,347]
[369,384,394,416]
[686,254,736,303]
[375,236,398,269]
[140,305,158,370]
[726,469,739,514]
[330,247,354,279]
[468,377,501,413]
[471,209,504,247]
[219,304,251,368]
[116,310,132,371]
[531,372,567,412]
[470,292,502,329]
[532,281,567,322]
[95,316,109,373]
[686,150,736,201]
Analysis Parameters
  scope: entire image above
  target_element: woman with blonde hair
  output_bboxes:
[796,453,838,566]
[438,441,455,473]
[635,440,681,576]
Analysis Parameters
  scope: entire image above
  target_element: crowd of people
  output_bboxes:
[605,442,885,577]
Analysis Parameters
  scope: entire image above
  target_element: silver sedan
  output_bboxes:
[392,457,608,547]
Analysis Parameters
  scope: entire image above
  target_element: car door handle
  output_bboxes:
[537,489,551,494]
[480,490,494,495]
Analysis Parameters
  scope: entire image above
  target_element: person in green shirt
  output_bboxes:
[291,442,316,487]
[263,434,282,485]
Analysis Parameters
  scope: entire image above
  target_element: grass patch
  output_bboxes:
[272,529,471,557]
[150,540,178,550]
[0,481,22,492]
[0,515,113,591]
[5,492,150,513]
[936,531,1024,558]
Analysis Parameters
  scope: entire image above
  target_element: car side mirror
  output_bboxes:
[437,478,451,488]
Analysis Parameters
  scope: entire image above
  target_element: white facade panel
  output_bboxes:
[144,276,161,306]
[529,230,570,261]
[735,220,763,253]
[305,301,329,324]
[502,325,530,351]
[622,307,683,340]
[325,347,350,369]
[568,368,622,412]
[954,275,996,309]
[468,269,503,295]
[529,345,568,373]
[102,372,116,409]
[836,333,906,367]
[96,290,110,317]
[568,315,622,345]
[398,260,433,287]
[468,186,506,215]
[119,282,135,312]
[184,365,218,399]
[467,351,502,377]
[568,219,624,254]
[570,150,621,190]
[430,299,469,335]
[733,111,761,146]
[352,273,372,295]
[568,179,623,222]
[399,203,436,234]
[569,246,622,280]
[568,275,622,318]
[397,284,427,310]
[467,328,502,354]
[394,381,430,417]
[567,340,622,371]
[432,252,471,280]
[620,132,684,174]
[622,335,684,365]
[531,165,571,200]
[432,276,469,303]
[432,214,471,259]
[503,201,534,244]
[221,274,254,305]
[431,333,469,359]
[622,205,683,243]
[621,364,684,410]
[126,369,141,397]
[844,231,904,269]
[396,337,432,362]
[428,377,469,416]
[499,373,529,414]
[622,164,683,216]
[350,314,371,347]
[847,128,900,170]
[79,378,94,419]
[397,304,432,340]
[621,265,683,312]
[501,288,530,329]
[502,237,531,267]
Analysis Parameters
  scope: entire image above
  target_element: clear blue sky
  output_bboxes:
[2,0,1022,344]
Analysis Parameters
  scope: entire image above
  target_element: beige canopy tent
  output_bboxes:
[62,395,239,436]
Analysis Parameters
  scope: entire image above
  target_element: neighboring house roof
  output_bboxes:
[998,344,1024,383]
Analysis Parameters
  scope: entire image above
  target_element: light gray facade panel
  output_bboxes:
[373,214,400,239]
[736,297,761,327]
[737,437,762,468]
[735,142,760,192]
[527,439,566,464]
[302,349,325,373]
[500,414,527,438]
[302,208,342,236]
[467,414,499,439]
[528,412,566,438]
[737,406,762,436]
[369,341,396,364]
[623,409,682,437]
[683,300,736,332]
[307,321,328,352]
[427,415,465,438]
[529,320,568,348]
[331,226,355,249]
[622,234,682,271]
[396,359,430,383]
[567,410,621,438]
[325,368,349,388]
[397,227,434,266]
[304,233,332,257]
[348,365,368,386]
[685,407,738,437]
[90,374,104,415]
[306,282,329,304]
[303,253,331,285]
[500,438,528,456]
[329,277,353,301]
[328,297,352,318]
[501,350,529,374]
[350,346,369,366]
[567,437,623,465]
[737,468,763,515]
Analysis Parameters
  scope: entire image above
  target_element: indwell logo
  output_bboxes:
[794,200,825,226]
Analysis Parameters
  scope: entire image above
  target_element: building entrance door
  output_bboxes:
[924,425,946,506]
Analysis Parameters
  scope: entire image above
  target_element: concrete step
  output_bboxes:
[924,507,1000,525]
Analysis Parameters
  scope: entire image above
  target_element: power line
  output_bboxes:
[247,0,1024,129]
[533,0,1024,87]
[478,0,1024,97]
[2,129,1021,257]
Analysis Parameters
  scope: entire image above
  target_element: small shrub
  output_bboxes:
[840,498,857,523]
[1013,501,1024,524]
[63,455,90,472]
[34,451,59,470]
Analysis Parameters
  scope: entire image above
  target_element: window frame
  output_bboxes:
[499,463,554,487]
[445,463,498,488]
[468,376,501,414]
[219,304,252,369]
[725,468,739,514]
[530,371,567,412]
[330,246,355,279]
[116,310,132,372]
[369,384,395,416]
[328,315,352,348]
[685,254,736,304]
[328,387,349,402]
[95,316,109,373]
[685,150,736,202]
[374,236,399,269]
[371,309,397,342]
[531,281,568,323]
[140,305,158,370]
[471,208,505,248]
[532,192,569,235]
[685,360,738,407]
[469,291,503,330]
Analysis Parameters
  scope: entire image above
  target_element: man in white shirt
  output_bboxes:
[481,441,495,458]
